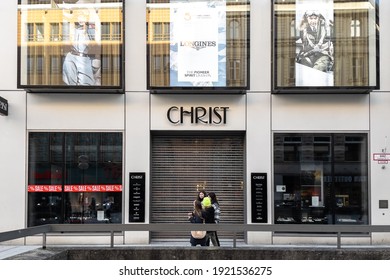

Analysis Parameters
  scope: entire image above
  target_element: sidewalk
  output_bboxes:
[0,245,41,260]
[3,241,390,260]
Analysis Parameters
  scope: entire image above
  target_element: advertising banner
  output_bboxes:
[295,0,334,86]
[170,0,226,87]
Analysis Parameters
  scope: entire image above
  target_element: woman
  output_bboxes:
[195,190,207,203]
[188,200,207,246]
[208,192,221,246]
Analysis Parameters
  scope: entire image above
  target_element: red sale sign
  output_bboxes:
[28,185,122,192]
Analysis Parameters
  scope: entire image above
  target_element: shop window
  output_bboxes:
[283,136,302,162]
[27,132,123,226]
[344,136,366,162]
[274,133,368,226]
[146,0,249,92]
[18,0,124,93]
[313,136,331,161]
[272,0,379,93]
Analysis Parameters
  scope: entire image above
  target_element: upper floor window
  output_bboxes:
[272,0,379,93]
[229,20,241,40]
[26,23,44,42]
[146,0,250,92]
[351,19,361,37]
[102,22,122,41]
[18,0,124,93]
[153,22,170,41]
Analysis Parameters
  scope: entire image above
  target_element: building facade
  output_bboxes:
[1,0,389,246]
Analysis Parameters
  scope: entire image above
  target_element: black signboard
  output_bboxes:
[0,96,8,116]
[129,172,145,223]
[251,173,268,223]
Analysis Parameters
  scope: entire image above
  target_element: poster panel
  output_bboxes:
[129,173,146,223]
[251,173,268,223]
[295,0,334,86]
[170,0,226,87]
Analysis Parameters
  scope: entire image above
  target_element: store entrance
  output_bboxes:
[150,132,245,240]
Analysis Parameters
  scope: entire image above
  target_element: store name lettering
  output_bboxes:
[167,106,229,125]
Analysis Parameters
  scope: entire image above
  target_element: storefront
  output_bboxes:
[27,132,123,226]
[2,0,389,246]
[274,133,368,225]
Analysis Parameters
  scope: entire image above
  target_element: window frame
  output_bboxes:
[27,131,124,226]
[273,132,369,226]
[146,0,250,94]
[271,0,379,94]
[17,0,125,94]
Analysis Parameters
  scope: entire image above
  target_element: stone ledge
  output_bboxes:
[7,247,390,260]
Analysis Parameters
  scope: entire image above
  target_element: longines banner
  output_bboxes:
[170,0,226,87]
[295,0,334,86]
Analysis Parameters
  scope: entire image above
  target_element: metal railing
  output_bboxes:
[2,223,390,249]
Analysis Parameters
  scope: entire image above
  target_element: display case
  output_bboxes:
[275,189,327,224]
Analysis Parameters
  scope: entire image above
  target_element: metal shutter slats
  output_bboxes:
[151,134,245,240]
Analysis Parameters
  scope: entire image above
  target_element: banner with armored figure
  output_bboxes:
[295,0,334,86]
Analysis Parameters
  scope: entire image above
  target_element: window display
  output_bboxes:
[274,133,368,225]
[18,0,124,92]
[146,0,249,92]
[27,132,123,226]
[272,0,379,92]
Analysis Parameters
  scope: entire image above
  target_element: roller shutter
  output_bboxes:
[151,133,245,240]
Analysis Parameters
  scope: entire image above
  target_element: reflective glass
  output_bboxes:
[147,0,250,91]
[18,0,124,91]
[273,0,379,92]
[274,133,368,225]
[28,132,123,226]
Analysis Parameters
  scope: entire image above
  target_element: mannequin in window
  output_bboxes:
[62,1,101,85]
